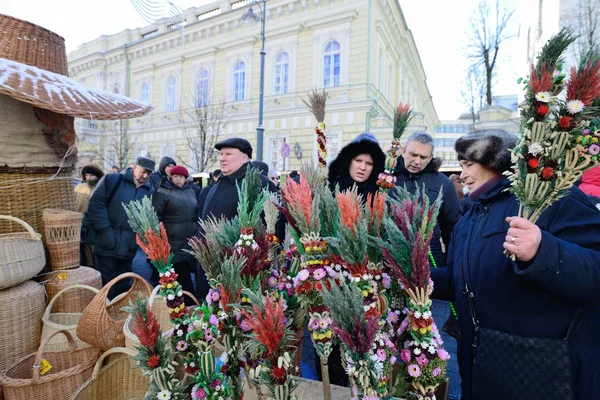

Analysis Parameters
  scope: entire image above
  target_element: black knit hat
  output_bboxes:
[455,129,517,172]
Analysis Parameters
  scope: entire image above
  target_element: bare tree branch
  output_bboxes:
[178,84,231,173]
[91,120,145,170]
[466,0,515,105]
[573,0,600,57]
[460,65,486,124]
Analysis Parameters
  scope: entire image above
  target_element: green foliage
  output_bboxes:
[320,280,366,334]
[316,183,339,238]
[329,218,369,267]
[535,28,577,77]
[124,196,161,238]
[221,255,245,296]
[237,167,270,228]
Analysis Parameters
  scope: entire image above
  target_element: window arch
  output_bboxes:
[273,51,289,94]
[196,69,209,107]
[232,61,246,101]
[323,40,340,88]
[165,76,177,112]
[140,82,150,104]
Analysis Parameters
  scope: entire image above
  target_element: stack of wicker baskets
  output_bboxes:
[42,209,83,271]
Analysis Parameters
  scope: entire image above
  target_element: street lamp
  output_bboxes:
[242,0,266,161]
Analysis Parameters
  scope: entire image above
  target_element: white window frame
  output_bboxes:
[266,134,290,171]
[104,149,116,171]
[273,51,289,95]
[135,143,149,159]
[232,61,246,101]
[140,82,150,104]
[196,69,209,107]
[322,40,341,88]
[165,76,178,112]
[160,142,177,159]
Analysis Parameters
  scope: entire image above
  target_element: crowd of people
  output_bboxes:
[75,129,600,399]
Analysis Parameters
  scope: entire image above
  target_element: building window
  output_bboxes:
[388,64,393,100]
[135,144,149,159]
[140,82,149,104]
[196,69,209,107]
[104,150,116,171]
[142,30,158,40]
[160,142,177,159]
[326,131,341,162]
[273,52,289,94]
[232,61,245,101]
[166,76,177,112]
[323,40,340,88]
[268,137,287,171]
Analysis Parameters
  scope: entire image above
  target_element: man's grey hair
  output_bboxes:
[405,131,435,150]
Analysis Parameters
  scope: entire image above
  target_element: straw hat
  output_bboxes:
[0,14,153,120]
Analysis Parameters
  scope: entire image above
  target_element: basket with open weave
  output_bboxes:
[42,209,83,271]
[0,215,45,290]
[0,330,101,400]
[44,267,102,313]
[77,272,152,351]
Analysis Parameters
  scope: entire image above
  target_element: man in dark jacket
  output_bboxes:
[149,156,176,190]
[87,157,154,298]
[392,131,461,268]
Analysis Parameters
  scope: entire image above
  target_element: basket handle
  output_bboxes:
[32,329,77,384]
[101,272,152,301]
[0,215,40,240]
[91,347,136,379]
[148,285,162,308]
[43,284,100,319]
[183,291,200,306]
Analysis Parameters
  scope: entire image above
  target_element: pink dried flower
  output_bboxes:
[438,348,450,361]
[313,268,326,280]
[417,353,429,366]
[377,348,387,361]
[432,366,441,377]
[407,364,421,378]
[401,349,411,363]
[240,319,252,332]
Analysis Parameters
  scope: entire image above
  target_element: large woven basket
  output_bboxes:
[77,272,152,351]
[124,285,200,352]
[0,280,46,370]
[72,347,148,400]
[41,285,99,351]
[0,167,76,237]
[0,215,45,290]
[43,209,83,270]
[45,267,102,313]
[0,330,101,400]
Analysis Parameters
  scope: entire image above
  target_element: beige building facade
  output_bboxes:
[69,0,438,173]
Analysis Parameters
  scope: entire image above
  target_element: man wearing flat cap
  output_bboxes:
[198,138,279,297]
[86,156,155,298]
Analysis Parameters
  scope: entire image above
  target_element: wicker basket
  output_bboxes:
[77,272,152,351]
[0,280,46,371]
[72,347,148,400]
[45,267,102,313]
[0,215,45,290]
[124,285,200,352]
[41,285,99,351]
[0,167,76,237]
[0,330,101,400]
[42,209,83,271]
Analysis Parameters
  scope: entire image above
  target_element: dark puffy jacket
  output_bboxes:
[152,179,199,264]
[392,157,461,267]
[327,133,385,199]
[149,156,176,190]
[431,177,600,400]
[87,168,153,259]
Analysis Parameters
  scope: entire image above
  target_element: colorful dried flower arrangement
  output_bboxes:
[321,280,383,400]
[124,296,188,400]
[377,103,413,191]
[377,187,449,400]
[507,28,600,224]
[278,173,339,400]
[241,288,300,400]
[302,89,328,168]
[125,198,234,399]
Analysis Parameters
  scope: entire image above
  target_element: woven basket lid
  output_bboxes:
[0,14,153,120]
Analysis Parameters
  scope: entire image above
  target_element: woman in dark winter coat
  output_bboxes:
[327,132,385,199]
[152,165,199,298]
[431,129,600,400]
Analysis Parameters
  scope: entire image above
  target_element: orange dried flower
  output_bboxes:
[336,191,361,233]
[136,223,171,264]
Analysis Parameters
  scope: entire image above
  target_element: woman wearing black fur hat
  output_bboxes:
[327,132,385,199]
[431,129,600,400]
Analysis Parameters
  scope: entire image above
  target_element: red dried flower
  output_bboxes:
[558,116,573,130]
[272,366,286,383]
[536,105,549,116]
[148,355,160,368]
[528,158,540,170]
[541,167,555,180]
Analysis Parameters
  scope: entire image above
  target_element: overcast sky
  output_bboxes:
[3,0,522,120]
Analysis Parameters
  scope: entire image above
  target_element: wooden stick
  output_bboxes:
[320,358,332,400]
